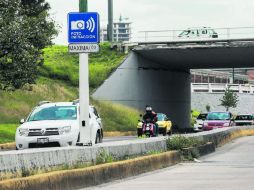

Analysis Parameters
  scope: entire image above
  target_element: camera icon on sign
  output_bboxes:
[71,20,85,30]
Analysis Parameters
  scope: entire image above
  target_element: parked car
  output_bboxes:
[178,27,218,39]
[137,113,172,136]
[203,112,234,131]
[234,114,254,126]
[193,113,208,132]
[15,101,103,150]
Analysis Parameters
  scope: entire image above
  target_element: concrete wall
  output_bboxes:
[192,93,254,113]
[1,126,254,178]
[0,137,167,174]
[93,52,191,128]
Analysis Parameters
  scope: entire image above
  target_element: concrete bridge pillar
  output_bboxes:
[93,52,191,129]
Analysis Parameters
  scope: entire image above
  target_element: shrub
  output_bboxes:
[167,135,204,151]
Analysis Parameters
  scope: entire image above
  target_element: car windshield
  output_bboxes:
[235,115,253,120]
[157,114,164,121]
[28,106,77,121]
[207,112,230,120]
[197,114,207,120]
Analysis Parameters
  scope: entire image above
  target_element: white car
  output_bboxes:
[193,113,208,132]
[178,27,218,39]
[15,101,103,150]
[234,114,254,126]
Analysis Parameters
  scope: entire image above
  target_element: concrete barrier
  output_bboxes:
[0,151,180,190]
[0,137,167,177]
[0,126,254,188]
[186,126,254,147]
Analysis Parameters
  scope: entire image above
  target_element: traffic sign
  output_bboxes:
[69,43,99,53]
[68,12,99,43]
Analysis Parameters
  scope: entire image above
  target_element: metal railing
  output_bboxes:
[138,27,254,42]
[191,83,254,94]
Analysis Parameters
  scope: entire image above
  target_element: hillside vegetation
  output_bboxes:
[41,43,126,90]
[0,44,139,144]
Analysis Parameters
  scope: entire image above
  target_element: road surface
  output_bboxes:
[84,136,254,190]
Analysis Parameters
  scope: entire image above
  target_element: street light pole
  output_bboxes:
[108,0,113,42]
[78,0,91,145]
[79,0,88,12]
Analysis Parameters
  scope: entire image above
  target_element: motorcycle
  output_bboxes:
[142,119,156,137]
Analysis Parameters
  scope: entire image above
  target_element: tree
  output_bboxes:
[205,104,211,112]
[0,0,57,90]
[220,87,239,111]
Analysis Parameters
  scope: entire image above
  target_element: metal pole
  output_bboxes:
[108,0,113,42]
[79,0,91,145]
[79,0,88,12]
[232,68,235,84]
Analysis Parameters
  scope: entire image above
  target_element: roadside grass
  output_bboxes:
[0,124,18,144]
[167,135,204,151]
[0,77,78,124]
[92,100,141,132]
[0,99,140,144]
[41,43,126,90]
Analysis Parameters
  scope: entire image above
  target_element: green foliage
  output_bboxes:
[220,87,239,111]
[0,77,78,124]
[95,149,114,164]
[0,124,18,143]
[41,44,125,89]
[190,110,200,128]
[91,100,140,132]
[206,104,211,112]
[167,135,204,151]
[0,0,57,89]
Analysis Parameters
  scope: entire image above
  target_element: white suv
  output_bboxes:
[15,101,103,150]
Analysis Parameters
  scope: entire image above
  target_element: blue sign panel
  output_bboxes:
[68,12,99,43]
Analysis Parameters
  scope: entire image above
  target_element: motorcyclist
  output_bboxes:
[143,105,158,136]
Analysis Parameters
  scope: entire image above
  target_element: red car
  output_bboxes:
[203,112,234,131]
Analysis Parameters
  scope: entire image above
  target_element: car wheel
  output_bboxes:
[162,128,167,136]
[77,133,80,143]
[95,132,100,144]
[99,131,103,143]
[137,129,142,137]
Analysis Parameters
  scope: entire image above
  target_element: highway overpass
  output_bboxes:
[93,39,254,129]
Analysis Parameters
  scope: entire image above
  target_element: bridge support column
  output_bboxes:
[93,52,191,129]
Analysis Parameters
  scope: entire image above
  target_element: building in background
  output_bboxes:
[191,69,251,84]
[100,15,132,43]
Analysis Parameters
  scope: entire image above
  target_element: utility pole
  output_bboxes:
[108,0,113,42]
[232,68,235,84]
[79,0,88,12]
[78,0,91,145]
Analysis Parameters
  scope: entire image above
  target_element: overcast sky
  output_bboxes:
[47,0,254,44]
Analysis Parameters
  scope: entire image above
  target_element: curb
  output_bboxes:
[0,143,15,151]
[0,151,180,190]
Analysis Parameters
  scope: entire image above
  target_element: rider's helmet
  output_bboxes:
[145,105,153,114]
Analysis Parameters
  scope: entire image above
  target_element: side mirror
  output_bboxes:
[20,119,25,124]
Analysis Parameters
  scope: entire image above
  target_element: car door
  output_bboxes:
[92,107,102,128]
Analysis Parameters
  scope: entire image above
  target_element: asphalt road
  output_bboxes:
[85,136,254,190]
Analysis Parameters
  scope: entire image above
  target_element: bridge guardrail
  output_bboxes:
[138,27,254,42]
[191,83,254,94]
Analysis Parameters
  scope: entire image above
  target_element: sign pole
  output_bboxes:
[68,2,99,145]
[79,0,91,145]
